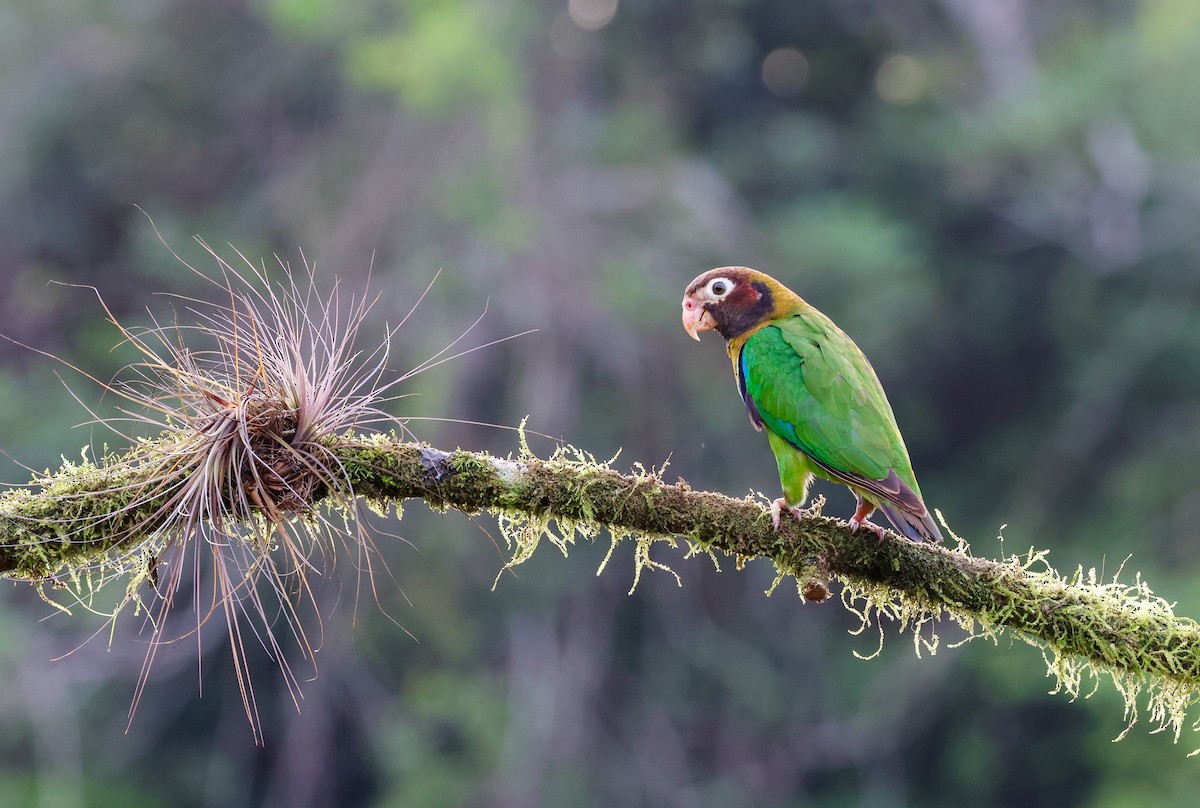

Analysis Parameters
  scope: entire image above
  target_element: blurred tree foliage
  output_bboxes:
[2,0,1200,806]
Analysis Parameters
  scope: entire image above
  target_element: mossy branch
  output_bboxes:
[4,431,1200,745]
[342,438,1200,709]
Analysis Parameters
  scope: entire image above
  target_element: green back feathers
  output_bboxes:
[737,309,922,502]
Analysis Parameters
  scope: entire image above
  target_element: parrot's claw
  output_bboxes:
[770,498,803,530]
[848,517,887,541]
[770,496,824,530]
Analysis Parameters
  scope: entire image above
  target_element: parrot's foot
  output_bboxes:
[849,497,888,540]
[768,494,806,533]
[770,495,825,530]
[848,516,887,541]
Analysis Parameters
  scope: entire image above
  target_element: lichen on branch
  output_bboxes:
[4,429,1200,744]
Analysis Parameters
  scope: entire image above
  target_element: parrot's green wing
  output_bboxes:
[738,312,924,515]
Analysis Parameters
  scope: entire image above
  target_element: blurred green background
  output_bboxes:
[2,0,1200,805]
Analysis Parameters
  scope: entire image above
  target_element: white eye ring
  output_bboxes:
[707,277,734,298]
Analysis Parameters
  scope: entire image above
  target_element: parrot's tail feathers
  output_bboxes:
[877,502,944,543]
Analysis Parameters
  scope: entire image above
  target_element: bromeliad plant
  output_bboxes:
[4,241,498,739]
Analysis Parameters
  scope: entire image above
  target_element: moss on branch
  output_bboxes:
[0,447,174,580]
[2,433,1199,742]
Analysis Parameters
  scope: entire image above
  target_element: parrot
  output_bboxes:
[681,266,942,543]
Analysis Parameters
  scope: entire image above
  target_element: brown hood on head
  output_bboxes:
[681,266,782,342]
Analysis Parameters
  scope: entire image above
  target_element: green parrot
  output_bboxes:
[682,266,942,542]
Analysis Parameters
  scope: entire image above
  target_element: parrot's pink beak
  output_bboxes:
[682,296,716,340]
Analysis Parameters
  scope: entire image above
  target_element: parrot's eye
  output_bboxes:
[707,278,733,298]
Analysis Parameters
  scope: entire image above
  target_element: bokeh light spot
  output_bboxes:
[874,54,927,105]
[568,0,618,31]
[761,48,810,98]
